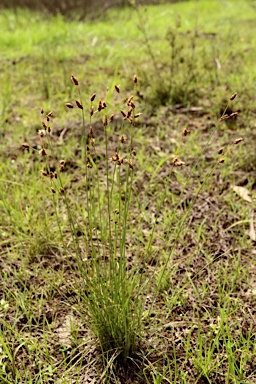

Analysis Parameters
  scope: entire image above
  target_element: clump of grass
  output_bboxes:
[22,72,244,382]
[23,74,145,370]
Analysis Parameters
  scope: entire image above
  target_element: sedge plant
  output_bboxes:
[23,74,144,370]
[22,71,244,381]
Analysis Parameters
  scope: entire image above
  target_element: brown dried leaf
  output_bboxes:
[232,186,252,203]
[249,210,256,241]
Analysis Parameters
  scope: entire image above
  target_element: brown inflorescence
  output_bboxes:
[71,75,79,86]
[119,135,127,143]
[98,100,102,112]
[230,93,237,101]
[127,107,133,118]
[91,93,96,102]
[172,156,185,166]
[75,100,83,110]
[66,103,74,109]
[120,110,126,119]
[39,148,47,156]
[127,96,134,106]
[233,137,243,145]
[103,115,108,127]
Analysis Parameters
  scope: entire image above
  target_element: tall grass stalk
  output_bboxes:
[32,76,144,367]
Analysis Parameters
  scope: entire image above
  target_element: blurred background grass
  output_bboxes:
[0,0,186,18]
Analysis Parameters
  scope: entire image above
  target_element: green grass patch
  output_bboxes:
[1,1,256,383]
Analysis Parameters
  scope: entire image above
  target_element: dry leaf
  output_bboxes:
[249,210,256,241]
[56,314,76,346]
[232,186,252,203]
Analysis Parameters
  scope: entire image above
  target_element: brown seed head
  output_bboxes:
[39,148,47,156]
[89,126,94,137]
[127,107,133,118]
[47,126,51,133]
[42,121,47,129]
[133,75,138,84]
[103,115,108,127]
[47,111,53,117]
[71,75,79,86]
[132,150,136,157]
[175,160,185,166]
[119,135,127,143]
[38,129,46,137]
[218,158,225,163]
[98,100,102,112]
[130,101,136,109]
[59,165,65,172]
[90,138,95,147]
[91,93,96,102]
[128,161,134,169]
[60,187,65,194]
[220,114,229,120]
[134,113,142,118]
[40,107,44,115]
[117,158,124,166]
[233,137,243,145]
[50,172,55,179]
[59,159,65,165]
[66,103,74,109]
[127,96,134,106]
[46,115,50,122]
[41,170,48,177]
[22,142,30,149]
[182,128,189,136]
[112,153,119,162]
[90,106,94,117]
[229,112,238,118]
[75,100,83,110]
[102,100,107,108]
[120,110,126,118]
[230,93,237,101]
[51,187,56,194]
[172,156,185,166]
[218,147,224,154]
[110,114,114,122]
[115,85,120,93]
